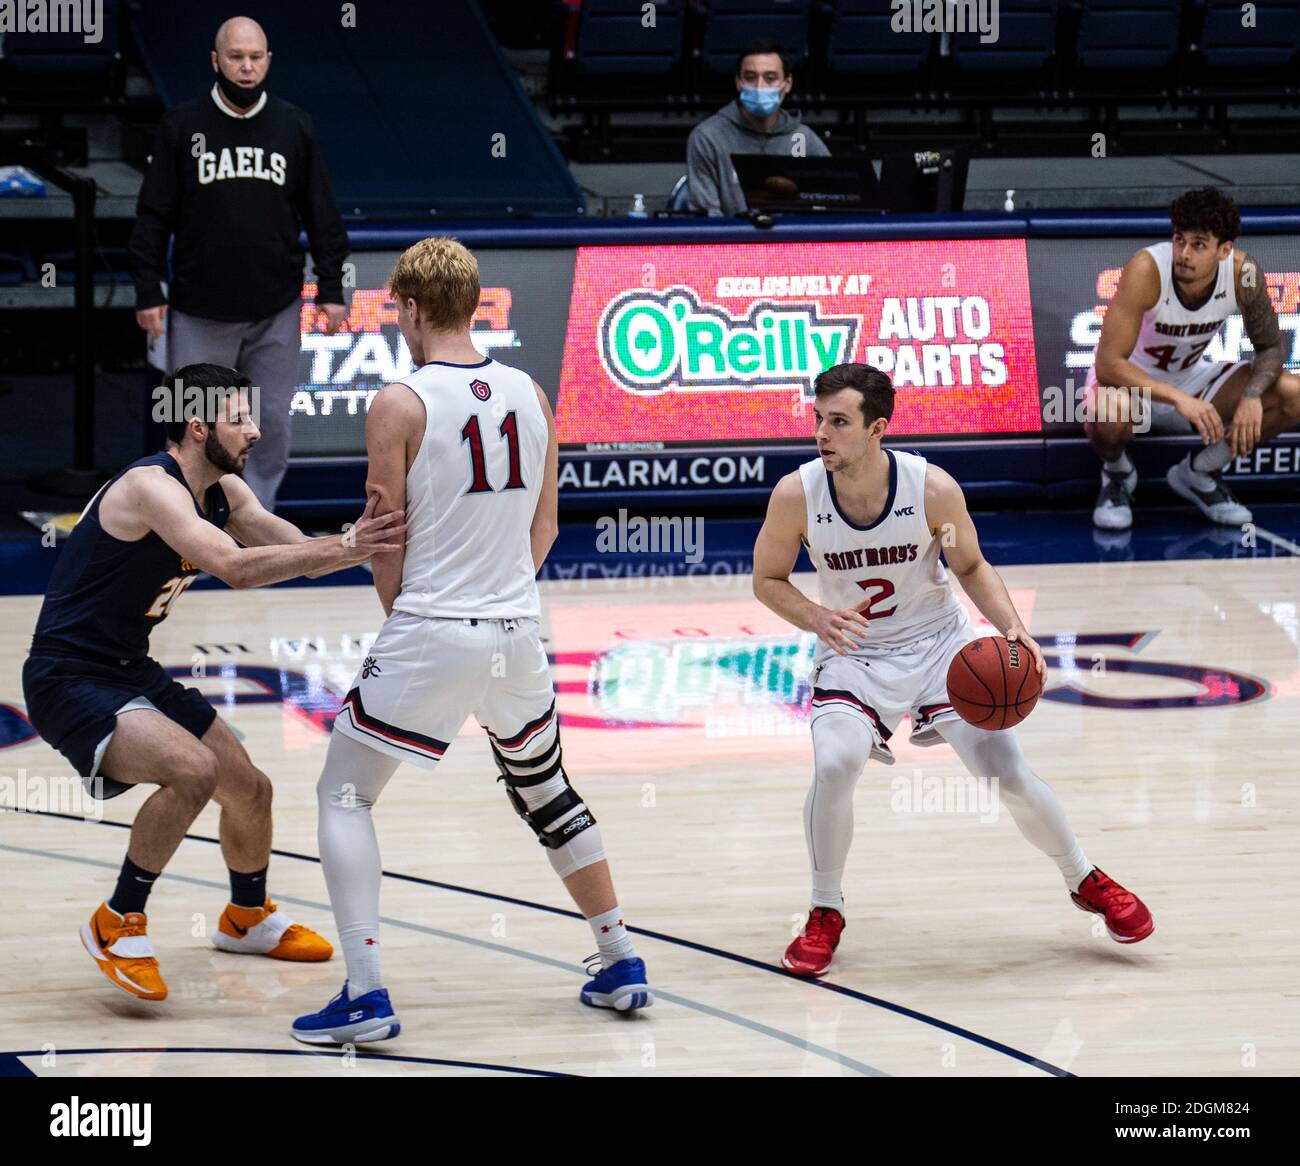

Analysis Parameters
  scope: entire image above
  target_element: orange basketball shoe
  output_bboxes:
[782,907,846,977]
[213,900,333,961]
[1071,868,1154,943]
[80,902,168,1001]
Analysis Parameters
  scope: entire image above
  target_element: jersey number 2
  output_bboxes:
[462,412,525,494]
[855,578,897,619]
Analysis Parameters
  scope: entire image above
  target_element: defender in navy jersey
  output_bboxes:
[753,363,1153,977]
[22,364,404,1003]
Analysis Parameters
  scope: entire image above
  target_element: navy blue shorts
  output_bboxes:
[22,653,218,800]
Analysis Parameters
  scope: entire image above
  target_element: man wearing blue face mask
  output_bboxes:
[686,39,830,217]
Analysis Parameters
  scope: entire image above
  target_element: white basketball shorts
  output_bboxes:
[333,612,557,769]
[808,609,979,765]
[1085,359,1249,435]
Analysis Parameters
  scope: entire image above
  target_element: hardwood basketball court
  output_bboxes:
[2,557,1295,1077]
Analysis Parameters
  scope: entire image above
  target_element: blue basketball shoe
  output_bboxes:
[580,954,654,1011]
[291,982,401,1044]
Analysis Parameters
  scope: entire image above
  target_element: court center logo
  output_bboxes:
[598,286,861,398]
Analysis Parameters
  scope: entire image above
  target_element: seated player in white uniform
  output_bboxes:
[1086,186,1300,531]
[753,362,1154,977]
[291,237,652,1045]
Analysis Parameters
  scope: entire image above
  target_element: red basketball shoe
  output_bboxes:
[782,907,846,976]
[1071,868,1154,943]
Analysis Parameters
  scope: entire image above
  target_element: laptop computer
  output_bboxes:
[879,149,969,213]
[731,155,887,215]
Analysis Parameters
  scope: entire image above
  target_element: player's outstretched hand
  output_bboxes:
[1174,391,1224,445]
[814,600,871,656]
[1005,627,1046,677]
[343,495,407,558]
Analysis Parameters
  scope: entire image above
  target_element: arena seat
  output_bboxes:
[0,0,122,94]
[950,0,1059,74]
[825,0,933,79]
[698,0,811,79]
[1075,0,1182,72]
[575,0,686,79]
[1198,1,1300,70]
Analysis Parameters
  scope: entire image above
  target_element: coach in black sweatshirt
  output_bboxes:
[128,15,350,510]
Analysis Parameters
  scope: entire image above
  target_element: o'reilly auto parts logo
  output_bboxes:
[599,287,860,398]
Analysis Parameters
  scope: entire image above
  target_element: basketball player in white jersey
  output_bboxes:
[754,363,1153,976]
[1087,186,1300,530]
[291,238,652,1044]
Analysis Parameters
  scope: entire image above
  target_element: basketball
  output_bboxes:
[946,636,1043,730]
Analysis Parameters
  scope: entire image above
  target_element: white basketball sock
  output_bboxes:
[588,906,636,967]
[316,730,400,998]
[1191,440,1233,475]
[805,714,873,910]
[936,719,1090,889]
[1103,452,1133,475]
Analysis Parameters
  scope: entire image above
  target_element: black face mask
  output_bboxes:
[215,68,265,109]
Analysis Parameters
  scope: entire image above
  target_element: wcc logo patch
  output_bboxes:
[361,655,381,679]
[470,379,492,401]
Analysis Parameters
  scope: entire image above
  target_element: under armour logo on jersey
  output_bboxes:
[470,379,492,401]
[361,655,381,679]
[816,513,833,523]
[894,506,915,517]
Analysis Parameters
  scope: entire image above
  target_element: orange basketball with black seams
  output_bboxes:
[946,635,1043,730]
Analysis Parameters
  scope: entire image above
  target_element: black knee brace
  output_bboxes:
[492,737,597,850]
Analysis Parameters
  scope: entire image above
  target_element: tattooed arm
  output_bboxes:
[1236,250,1284,400]
[1231,250,1284,456]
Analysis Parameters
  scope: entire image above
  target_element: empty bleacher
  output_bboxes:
[544,0,1300,159]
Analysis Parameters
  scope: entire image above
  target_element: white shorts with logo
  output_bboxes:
[333,612,556,769]
[808,609,978,765]
[1085,359,1248,435]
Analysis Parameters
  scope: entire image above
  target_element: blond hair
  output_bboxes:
[388,237,480,331]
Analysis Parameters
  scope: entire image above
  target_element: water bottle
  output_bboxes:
[629,193,649,219]
[1004,189,1016,213]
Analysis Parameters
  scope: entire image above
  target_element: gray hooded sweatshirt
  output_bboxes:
[686,99,831,216]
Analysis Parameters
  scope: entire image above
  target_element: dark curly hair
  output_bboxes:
[814,363,894,425]
[1169,187,1241,244]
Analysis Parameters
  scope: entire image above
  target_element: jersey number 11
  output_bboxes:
[461,412,526,494]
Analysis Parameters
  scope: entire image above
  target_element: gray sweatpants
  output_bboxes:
[168,297,302,511]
